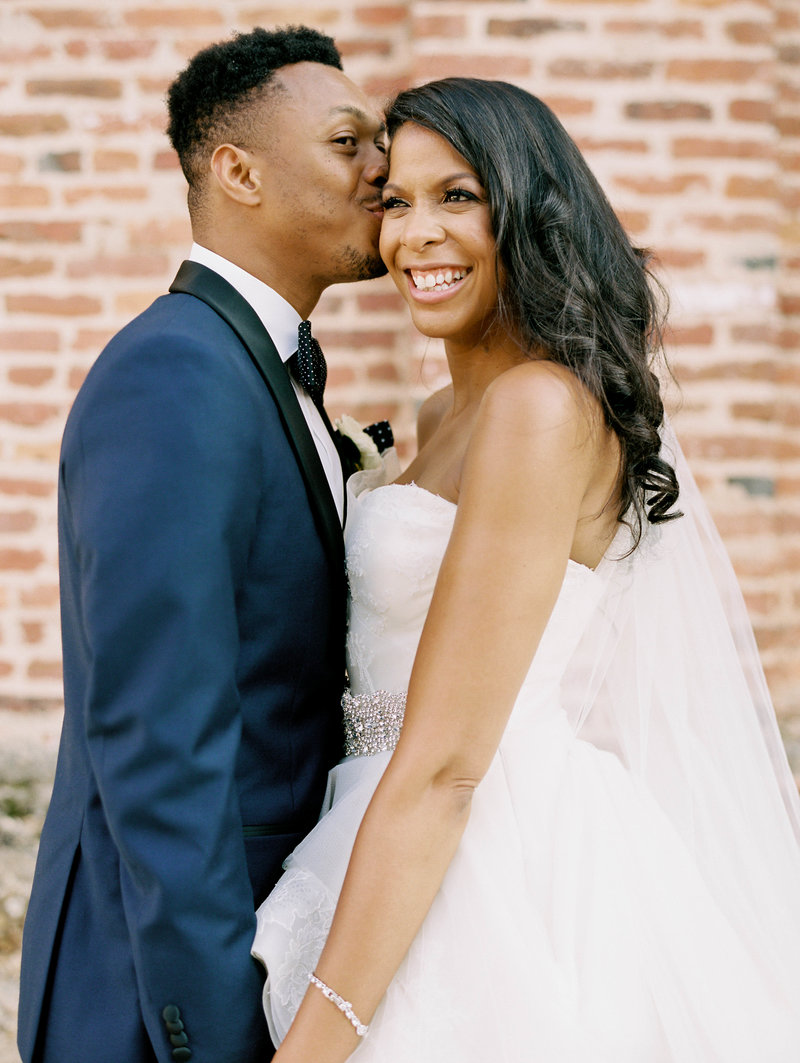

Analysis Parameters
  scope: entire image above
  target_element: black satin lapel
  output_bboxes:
[169,261,343,567]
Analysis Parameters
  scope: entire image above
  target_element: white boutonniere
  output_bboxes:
[334,413,383,472]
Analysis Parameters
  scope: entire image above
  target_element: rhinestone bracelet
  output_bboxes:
[307,971,369,1038]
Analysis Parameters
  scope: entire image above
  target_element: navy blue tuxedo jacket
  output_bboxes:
[18,262,346,1063]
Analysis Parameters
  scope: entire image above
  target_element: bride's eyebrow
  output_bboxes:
[382,172,479,193]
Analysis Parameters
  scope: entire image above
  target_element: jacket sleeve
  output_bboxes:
[65,326,272,1062]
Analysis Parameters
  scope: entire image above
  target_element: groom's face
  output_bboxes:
[251,62,388,291]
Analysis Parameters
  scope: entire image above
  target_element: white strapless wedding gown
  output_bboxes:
[253,480,800,1061]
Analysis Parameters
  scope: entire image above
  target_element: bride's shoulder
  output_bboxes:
[480,360,596,437]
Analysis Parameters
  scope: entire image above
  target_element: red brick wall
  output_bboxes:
[1,0,798,766]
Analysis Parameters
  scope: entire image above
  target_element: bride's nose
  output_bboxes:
[399,207,446,253]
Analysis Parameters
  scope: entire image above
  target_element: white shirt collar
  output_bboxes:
[189,243,301,364]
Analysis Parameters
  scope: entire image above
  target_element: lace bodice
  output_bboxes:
[344,482,607,726]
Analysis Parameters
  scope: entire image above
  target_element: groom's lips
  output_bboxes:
[363,198,385,218]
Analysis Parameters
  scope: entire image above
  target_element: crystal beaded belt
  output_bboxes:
[342,689,407,757]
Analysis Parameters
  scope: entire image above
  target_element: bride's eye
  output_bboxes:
[382,196,408,211]
[443,187,477,203]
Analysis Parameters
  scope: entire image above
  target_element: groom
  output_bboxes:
[18,25,388,1063]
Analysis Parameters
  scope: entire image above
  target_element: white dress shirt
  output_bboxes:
[189,244,344,524]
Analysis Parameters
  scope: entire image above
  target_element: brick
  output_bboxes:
[94,150,139,172]
[0,477,54,498]
[414,55,532,79]
[73,329,116,350]
[138,77,173,95]
[28,660,63,680]
[356,292,406,313]
[779,294,800,315]
[487,18,585,37]
[0,549,44,572]
[542,95,594,117]
[0,331,59,352]
[153,150,181,171]
[776,115,800,137]
[625,101,712,120]
[0,114,68,136]
[68,366,89,391]
[124,7,224,28]
[102,39,159,61]
[27,8,109,28]
[8,367,56,387]
[575,136,648,153]
[6,294,102,316]
[0,403,60,426]
[0,45,51,63]
[26,79,122,99]
[604,19,704,37]
[672,137,771,159]
[367,362,400,382]
[65,41,89,59]
[778,44,800,65]
[0,186,50,209]
[39,151,81,173]
[0,257,52,279]
[549,59,653,79]
[655,247,706,268]
[615,174,710,194]
[667,59,766,82]
[64,186,149,205]
[0,153,24,174]
[664,322,713,345]
[617,209,650,233]
[355,4,407,25]
[19,585,59,606]
[327,366,357,388]
[726,175,778,199]
[0,511,36,534]
[730,99,773,122]
[21,621,44,644]
[726,21,772,45]
[0,221,82,243]
[412,15,467,37]
[685,212,776,233]
[318,330,397,350]
[67,253,169,279]
[338,38,393,57]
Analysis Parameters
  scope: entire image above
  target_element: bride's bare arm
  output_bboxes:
[275,363,607,1062]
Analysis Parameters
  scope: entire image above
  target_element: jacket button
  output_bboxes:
[170,1031,189,1047]
[166,1019,185,1035]
[172,1049,192,1062]
[162,1004,181,1024]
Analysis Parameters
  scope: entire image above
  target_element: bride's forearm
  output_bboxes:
[274,772,474,1062]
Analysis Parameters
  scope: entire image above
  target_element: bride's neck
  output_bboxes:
[445,331,534,414]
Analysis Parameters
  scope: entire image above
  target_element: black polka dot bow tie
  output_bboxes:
[289,319,327,411]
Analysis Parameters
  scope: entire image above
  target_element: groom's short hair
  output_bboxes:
[166,25,342,204]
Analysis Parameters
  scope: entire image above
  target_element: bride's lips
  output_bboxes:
[403,265,471,301]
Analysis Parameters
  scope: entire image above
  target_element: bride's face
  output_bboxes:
[379,123,499,347]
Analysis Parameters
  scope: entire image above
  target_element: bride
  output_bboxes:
[253,78,800,1061]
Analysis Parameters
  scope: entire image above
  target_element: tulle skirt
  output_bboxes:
[253,709,799,1062]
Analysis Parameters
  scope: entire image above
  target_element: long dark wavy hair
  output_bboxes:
[386,78,681,540]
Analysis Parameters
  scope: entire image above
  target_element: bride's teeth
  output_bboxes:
[410,268,466,291]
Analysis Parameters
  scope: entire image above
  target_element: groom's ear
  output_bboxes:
[210,143,262,206]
